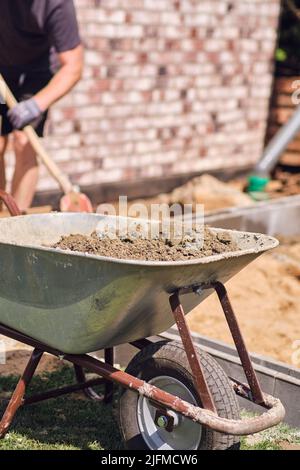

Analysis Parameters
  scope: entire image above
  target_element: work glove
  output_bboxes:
[8,98,42,130]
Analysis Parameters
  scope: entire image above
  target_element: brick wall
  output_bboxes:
[6,0,281,193]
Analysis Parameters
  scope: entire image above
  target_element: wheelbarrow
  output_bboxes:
[0,190,285,450]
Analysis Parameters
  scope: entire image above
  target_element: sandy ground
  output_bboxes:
[0,337,64,377]
[106,174,254,216]
[188,238,300,365]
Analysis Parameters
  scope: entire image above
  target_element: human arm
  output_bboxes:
[34,44,83,111]
[7,45,83,129]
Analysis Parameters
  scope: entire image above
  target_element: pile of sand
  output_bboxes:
[109,174,254,217]
[150,174,253,213]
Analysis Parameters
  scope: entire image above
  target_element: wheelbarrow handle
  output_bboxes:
[0,190,22,217]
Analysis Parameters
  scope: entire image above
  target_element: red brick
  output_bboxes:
[8,0,279,193]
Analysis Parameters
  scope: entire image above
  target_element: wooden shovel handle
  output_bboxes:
[0,74,74,195]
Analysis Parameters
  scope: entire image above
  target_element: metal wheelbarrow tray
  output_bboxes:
[0,192,285,450]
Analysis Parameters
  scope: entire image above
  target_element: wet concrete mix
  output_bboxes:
[52,226,238,262]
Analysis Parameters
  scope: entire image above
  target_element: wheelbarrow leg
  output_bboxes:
[73,365,102,401]
[0,348,43,438]
[169,293,216,413]
[103,348,114,404]
[73,349,114,403]
[181,280,265,405]
[210,281,264,405]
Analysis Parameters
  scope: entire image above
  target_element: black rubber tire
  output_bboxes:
[119,340,240,450]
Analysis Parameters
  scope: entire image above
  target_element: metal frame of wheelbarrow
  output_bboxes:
[0,191,285,439]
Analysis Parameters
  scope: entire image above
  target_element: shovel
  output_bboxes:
[0,74,93,213]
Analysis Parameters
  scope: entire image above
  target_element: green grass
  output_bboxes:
[241,411,300,451]
[0,366,124,450]
[0,367,299,450]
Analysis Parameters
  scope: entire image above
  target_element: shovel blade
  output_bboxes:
[60,192,93,213]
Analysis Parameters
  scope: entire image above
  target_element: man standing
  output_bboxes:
[0,0,83,210]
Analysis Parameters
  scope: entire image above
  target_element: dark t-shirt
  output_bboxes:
[0,0,81,72]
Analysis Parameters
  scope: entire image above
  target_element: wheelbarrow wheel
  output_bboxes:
[119,340,240,450]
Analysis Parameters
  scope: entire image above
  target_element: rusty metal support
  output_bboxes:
[177,281,265,405]
[104,348,114,404]
[24,377,105,405]
[74,365,103,401]
[205,281,264,405]
[169,293,216,413]
[63,352,285,436]
[0,321,285,436]
[0,348,43,438]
